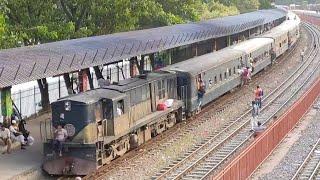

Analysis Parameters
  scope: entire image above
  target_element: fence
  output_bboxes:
[212,77,320,180]
[297,13,320,26]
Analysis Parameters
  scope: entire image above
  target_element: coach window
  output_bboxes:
[158,80,165,99]
[142,86,147,101]
[229,68,232,76]
[130,89,136,105]
[102,100,113,120]
[146,85,150,99]
[219,74,222,82]
[117,100,124,116]
[214,76,217,85]
[233,67,236,74]
[224,72,227,80]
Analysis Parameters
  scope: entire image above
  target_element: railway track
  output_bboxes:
[84,25,306,180]
[291,137,320,180]
[152,23,320,180]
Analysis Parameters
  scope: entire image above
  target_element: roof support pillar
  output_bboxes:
[227,35,231,47]
[78,70,88,92]
[212,39,216,52]
[192,44,198,57]
[129,57,140,78]
[140,55,145,74]
[117,64,120,82]
[0,87,13,126]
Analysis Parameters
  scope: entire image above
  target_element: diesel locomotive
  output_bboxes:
[41,11,300,175]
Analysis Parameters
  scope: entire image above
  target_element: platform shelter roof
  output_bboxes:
[0,8,287,88]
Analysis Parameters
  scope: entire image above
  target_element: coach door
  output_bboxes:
[177,76,187,109]
[149,83,156,112]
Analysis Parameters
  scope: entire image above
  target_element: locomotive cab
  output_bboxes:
[42,89,129,175]
[101,94,130,136]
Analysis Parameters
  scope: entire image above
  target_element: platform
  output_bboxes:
[0,113,50,180]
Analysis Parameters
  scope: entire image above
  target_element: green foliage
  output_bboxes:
[259,0,274,9]
[236,0,260,12]
[217,0,263,12]
[0,0,268,50]
[155,0,203,23]
[0,14,19,49]
[201,1,239,20]
[274,0,320,5]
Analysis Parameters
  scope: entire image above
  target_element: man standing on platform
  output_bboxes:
[0,123,12,154]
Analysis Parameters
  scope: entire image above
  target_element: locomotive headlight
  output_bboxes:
[65,101,71,111]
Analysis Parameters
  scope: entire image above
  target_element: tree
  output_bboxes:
[201,1,239,20]
[216,0,240,6]
[37,79,49,111]
[259,0,274,9]
[2,0,91,111]
[3,0,58,111]
[217,0,261,12]
[0,15,19,49]
[1,0,256,112]
[236,0,260,12]
[156,0,204,23]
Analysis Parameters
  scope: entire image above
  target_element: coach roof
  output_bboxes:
[161,47,244,75]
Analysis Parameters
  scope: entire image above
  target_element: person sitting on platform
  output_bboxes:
[9,120,26,149]
[105,76,111,86]
[52,124,68,157]
[253,121,265,132]
[252,121,265,138]
[0,123,12,154]
[98,77,110,87]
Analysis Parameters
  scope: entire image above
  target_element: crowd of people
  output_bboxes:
[0,116,69,157]
[196,77,265,134]
[0,117,34,154]
[250,85,265,132]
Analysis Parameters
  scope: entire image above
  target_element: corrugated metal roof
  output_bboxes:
[0,8,287,88]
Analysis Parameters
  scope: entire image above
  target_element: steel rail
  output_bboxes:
[291,138,320,179]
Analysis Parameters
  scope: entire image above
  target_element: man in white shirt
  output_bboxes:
[117,107,123,116]
[301,50,304,62]
[9,120,26,149]
[52,124,68,156]
[0,123,12,154]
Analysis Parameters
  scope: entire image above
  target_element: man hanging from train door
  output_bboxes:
[197,84,206,113]
[242,67,249,85]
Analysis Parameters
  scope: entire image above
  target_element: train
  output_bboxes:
[41,11,300,175]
